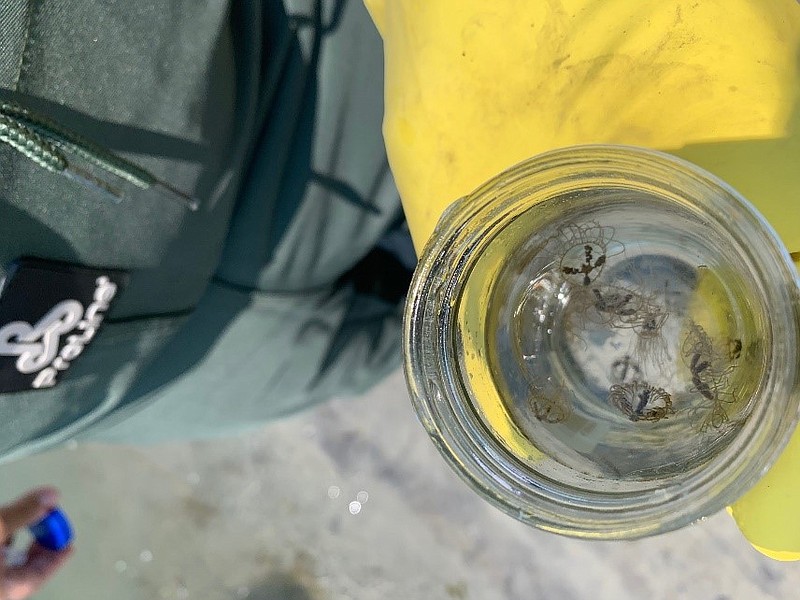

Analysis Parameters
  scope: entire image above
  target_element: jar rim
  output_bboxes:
[403,144,800,539]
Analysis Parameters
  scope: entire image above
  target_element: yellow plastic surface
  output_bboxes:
[456,219,545,463]
[365,0,800,557]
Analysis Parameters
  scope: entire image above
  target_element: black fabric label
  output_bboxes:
[0,259,128,393]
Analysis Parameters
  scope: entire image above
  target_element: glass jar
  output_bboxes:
[404,145,800,539]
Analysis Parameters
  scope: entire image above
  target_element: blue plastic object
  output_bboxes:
[29,508,73,551]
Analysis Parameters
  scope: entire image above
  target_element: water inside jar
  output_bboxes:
[464,190,767,484]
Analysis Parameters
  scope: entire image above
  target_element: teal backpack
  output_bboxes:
[0,0,410,461]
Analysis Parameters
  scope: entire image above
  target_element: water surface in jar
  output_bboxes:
[457,190,768,488]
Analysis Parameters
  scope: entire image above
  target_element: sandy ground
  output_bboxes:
[0,369,796,600]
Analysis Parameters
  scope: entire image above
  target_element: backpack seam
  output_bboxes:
[13,0,37,91]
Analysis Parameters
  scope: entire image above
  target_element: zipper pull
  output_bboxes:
[0,102,198,211]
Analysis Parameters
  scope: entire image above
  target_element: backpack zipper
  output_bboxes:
[0,102,198,211]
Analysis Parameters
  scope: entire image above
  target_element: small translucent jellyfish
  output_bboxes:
[608,381,674,423]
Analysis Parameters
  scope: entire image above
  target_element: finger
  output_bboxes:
[24,542,73,567]
[3,544,74,600]
[0,488,60,540]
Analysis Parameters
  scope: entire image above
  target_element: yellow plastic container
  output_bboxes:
[365,0,800,558]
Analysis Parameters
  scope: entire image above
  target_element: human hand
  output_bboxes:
[0,488,74,600]
[364,0,800,557]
